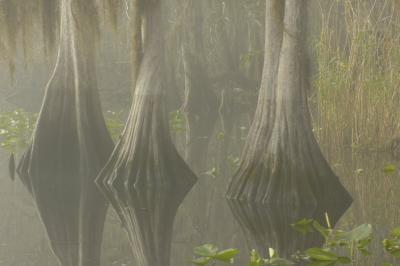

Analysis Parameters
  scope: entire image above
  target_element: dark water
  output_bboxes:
[1,148,399,265]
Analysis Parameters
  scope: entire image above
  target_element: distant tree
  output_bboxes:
[181,0,218,174]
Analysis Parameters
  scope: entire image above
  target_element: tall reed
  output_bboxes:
[313,0,400,154]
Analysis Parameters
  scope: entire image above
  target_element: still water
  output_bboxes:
[0,146,399,265]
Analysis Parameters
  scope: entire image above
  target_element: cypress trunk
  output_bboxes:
[227,0,352,207]
[17,1,113,265]
[96,1,197,266]
[227,0,352,257]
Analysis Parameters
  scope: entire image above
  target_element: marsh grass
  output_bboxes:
[313,0,400,154]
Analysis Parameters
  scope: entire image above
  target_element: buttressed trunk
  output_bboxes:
[227,0,352,208]
[96,1,197,266]
[17,0,114,265]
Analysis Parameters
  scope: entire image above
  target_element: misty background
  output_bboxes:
[1,0,400,265]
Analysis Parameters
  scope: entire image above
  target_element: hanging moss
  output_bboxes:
[0,0,121,64]
[0,0,58,59]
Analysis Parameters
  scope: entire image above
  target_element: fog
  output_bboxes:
[1,1,400,265]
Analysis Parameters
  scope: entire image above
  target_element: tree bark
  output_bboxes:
[17,1,113,265]
[227,0,352,207]
[96,1,197,266]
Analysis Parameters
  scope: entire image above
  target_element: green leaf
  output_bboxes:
[214,249,239,262]
[383,164,397,174]
[194,244,219,257]
[169,109,187,133]
[217,131,225,140]
[390,250,400,259]
[204,167,217,178]
[312,221,330,240]
[383,239,398,249]
[337,256,351,264]
[291,219,315,235]
[269,248,278,258]
[357,237,372,255]
[358,247,372,256]
[248,250,263,266]
[192,257,212,266]
[391,227,400,238]
[337,224,372,242]
[358,237,372,248]
[382,263,393,266]
[0,109,38,152]
[305,248,338,261]
[383,237,400,259]
[307,261,336,266]
[354,168,364,174]
[268,258,294,266]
